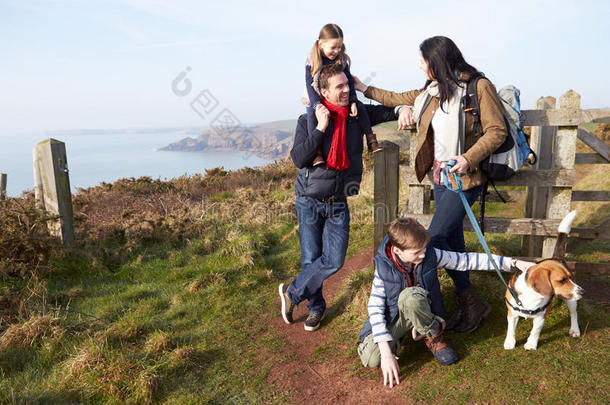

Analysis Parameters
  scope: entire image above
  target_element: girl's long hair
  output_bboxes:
[420,36,480,108]
[309,23,351,77]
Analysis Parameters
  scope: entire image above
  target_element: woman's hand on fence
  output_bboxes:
[352,75,368,93]
[398,106,415,130]
[449,155,470,175]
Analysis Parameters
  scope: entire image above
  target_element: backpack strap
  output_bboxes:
[462,73,485,147]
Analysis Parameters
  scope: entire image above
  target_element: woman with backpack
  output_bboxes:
[354,36,507,333]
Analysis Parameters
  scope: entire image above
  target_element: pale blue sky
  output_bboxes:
[1,0,609,133]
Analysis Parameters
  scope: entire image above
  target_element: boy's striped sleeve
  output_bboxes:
[367,269,392,343]
[434,248,512,272]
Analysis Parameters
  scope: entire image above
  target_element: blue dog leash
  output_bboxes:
[441,160,523,307]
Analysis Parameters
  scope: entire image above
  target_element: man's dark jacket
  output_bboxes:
[359,235,446,342]
[290,105,397,199]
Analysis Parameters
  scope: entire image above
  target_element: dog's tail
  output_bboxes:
[553,210,577,260]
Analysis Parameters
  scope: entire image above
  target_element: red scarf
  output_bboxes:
[386,241,417,287]
[321,98,350,171]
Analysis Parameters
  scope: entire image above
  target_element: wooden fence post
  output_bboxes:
[374,141,399,249]
[0,173,6,200]
[33,138,75,246]
[542,91,579,257]
[405,132,430,217]
[522,96,556,257]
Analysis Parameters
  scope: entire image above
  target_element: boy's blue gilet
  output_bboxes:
[359,236,446,342]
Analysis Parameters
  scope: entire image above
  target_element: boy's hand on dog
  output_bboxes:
[513,259,535,272]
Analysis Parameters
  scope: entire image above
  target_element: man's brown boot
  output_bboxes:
[313,154,325,167]
[313,146,325,167]
[454,286,491,333]
[365,133,383,153]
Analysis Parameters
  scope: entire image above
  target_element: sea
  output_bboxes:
[0,130,272,197]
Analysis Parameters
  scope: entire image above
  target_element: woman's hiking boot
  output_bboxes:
[366,133,383,153]
[445,294,465,331]
[454,286,491,333]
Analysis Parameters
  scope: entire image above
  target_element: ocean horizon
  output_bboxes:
[0,130,273,197]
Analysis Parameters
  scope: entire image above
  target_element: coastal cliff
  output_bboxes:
[159,119,297,159]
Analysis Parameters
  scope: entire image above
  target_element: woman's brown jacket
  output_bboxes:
[364,78,507,190]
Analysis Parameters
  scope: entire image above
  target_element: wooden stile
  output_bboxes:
[373,89,610,251]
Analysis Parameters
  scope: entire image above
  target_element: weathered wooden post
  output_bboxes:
[542,91,579,257]
[0,173,6,200]
[405,130,430,216]
[374,141,399,249]
[33,138,75,246]
[522,96,556,257]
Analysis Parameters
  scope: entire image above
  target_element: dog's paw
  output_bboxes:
[569,328,581,338]
[504,339,516,350]
[524,340,538,351]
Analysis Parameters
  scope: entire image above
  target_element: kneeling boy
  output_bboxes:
[358,217,532,387]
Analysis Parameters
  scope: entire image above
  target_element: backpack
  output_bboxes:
[462,73,536,181]
[461,73,537,233]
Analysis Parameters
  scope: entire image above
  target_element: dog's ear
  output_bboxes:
[528,266,553,296]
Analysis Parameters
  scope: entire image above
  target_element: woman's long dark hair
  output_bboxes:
[420,36,480,108]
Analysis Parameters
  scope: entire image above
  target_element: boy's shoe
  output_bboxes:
[424,333,458,365]
[366,133,383,153]
[412,316,446,341]
[304,311,325,331]
[278,283,295,324]
[313,155,325,167]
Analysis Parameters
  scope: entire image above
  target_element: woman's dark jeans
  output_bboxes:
[428,183,483,294]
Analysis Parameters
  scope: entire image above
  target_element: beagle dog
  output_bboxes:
[504,211,584,350]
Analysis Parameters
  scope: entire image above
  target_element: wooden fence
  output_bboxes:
[373,90,610,259]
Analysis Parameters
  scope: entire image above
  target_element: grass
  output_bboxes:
[0,222,299,403]
[0,127,608,403]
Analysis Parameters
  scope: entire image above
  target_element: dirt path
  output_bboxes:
[265,247,411,404]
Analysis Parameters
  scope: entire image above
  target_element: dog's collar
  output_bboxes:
[505,297,552,315]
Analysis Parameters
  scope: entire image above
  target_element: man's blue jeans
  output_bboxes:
[428,183,482,294]
[288,196,350,314]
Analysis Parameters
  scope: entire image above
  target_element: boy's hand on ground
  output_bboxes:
[381,356,400,388]
[350,102,358,117]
